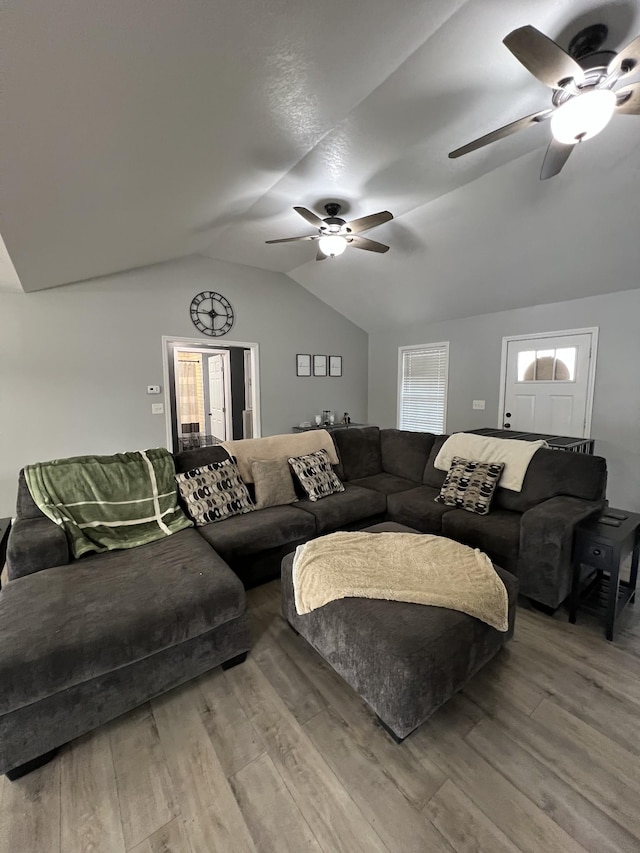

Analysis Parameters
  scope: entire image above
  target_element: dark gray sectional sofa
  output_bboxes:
[1,425,607,777]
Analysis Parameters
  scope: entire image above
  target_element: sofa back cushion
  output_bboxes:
[493,448,607,512]
[422,435,449,488]
[380,429,435,483]
[332,426,382,481]
[173,445,230,474]
[16,470,47,519]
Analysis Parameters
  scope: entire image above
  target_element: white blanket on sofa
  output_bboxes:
[434,433,547,492]
[221,430,339,483]
[292,531,509,631]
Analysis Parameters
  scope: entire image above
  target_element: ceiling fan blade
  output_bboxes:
[349,235,390,253]
[346,211,393,233]
[265,235,318,244]
[615,83,640,114]
[608,35,640,80]
[540,138,574,180]
[503,25,585,89]
[449,109,552,158]
[293,206,325,228]
[316,248,327,261]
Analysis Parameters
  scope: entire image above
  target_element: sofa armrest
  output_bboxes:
[6,517,70,580]
[519,496,604,609]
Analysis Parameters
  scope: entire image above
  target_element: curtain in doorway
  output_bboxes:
[176,353,205,434]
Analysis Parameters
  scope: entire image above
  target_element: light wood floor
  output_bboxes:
[2,582,640,853]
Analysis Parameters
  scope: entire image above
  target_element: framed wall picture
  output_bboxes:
[329,355,343,377]
[296,353,312,376]
[313,354,328,376]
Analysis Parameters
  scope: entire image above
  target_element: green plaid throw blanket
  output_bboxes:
[25,448,192,558]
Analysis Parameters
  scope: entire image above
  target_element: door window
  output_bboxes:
[517,347,577,382]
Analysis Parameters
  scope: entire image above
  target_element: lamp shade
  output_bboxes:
[550,89,616,145]
[318,235,347,257]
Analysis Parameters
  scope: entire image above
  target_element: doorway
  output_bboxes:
[162,337,261,453]
[498,328,598,438]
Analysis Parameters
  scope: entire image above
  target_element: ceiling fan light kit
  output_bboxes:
[550,88,616,144]
[318,234,347,257]
[449,23,640,179]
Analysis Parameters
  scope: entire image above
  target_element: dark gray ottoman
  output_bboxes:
[281,521,517,741]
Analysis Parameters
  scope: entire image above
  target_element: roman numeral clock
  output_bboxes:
[190,291,235,337]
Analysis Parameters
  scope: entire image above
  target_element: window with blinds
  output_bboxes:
[398,343,449,433]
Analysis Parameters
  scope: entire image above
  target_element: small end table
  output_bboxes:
[0,518,11,590]
[570,509,640,641]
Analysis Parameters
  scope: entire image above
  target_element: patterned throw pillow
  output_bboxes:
[288,449,345,502]
[175,458,254,525]
[435,456,504,516]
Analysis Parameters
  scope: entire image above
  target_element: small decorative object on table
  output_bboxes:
[570,508,640,640]
[341,412,351,425]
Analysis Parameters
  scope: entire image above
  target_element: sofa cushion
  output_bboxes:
[493,448,608,513]
[386,485,456,533]
[295,484,386,534]
[436,457,504,516]
[251,457,298,509]
[0,529,245,716]
[176,459,254,525]
[422,435,449,488]
[442,508,521,573]
[331,427,382,481]
[197,505,316,558]
[350,472,419,496]
[380,429,435,483]
[288,449,345,502]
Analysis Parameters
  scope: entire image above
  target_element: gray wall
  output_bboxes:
[369,288,640,511]
[0,255,368,515]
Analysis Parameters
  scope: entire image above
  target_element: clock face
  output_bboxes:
[190,291,234,337]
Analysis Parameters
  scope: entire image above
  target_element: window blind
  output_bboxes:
[398,344,448,433]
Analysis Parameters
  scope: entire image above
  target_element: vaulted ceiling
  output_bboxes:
[3,0,640,330]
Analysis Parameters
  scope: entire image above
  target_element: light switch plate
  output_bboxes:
[472,400,486,410]
[151,403,164,415]
[147,385,161,394]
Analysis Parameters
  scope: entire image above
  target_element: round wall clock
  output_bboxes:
[189,291,234,337]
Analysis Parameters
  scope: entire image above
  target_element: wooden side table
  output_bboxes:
[570,509,640,641]
[0,518,11,590]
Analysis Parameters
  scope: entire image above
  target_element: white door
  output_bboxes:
[208,354,226,440]
[500,331,596,438]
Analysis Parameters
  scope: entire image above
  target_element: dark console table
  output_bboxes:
[465,428,594,453]
[570,509,640,641]
[292,423,372,433]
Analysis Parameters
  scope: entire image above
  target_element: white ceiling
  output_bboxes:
[3,0,640,330]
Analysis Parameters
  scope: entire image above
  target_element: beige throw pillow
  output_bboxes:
[250,457,298,510]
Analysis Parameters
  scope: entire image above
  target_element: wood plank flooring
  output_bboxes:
[2,581,640,853]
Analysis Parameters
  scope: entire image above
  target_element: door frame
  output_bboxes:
[497,327,599,437]
[162,335,262,450]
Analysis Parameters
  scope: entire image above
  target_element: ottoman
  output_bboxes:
[281,521,518,741]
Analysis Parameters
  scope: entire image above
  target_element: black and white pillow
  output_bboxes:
[175,458,254,525]
[288,449,345,502]
[435,456,504,516]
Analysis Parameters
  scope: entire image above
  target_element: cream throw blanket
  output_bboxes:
[292,531,509,632]
[434,433,547,492]
[221,430,339,483]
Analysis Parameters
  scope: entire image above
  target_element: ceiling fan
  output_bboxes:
[265,203,393,259]
[449,23,640,179]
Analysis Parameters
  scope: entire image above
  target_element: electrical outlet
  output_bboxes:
[147,385,161,394]
[472,400,486,411]
[151,403,164,415]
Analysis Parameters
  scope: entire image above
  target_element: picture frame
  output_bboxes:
[329,355,343,377]
[313,354,328,376]
[296,353,312,377]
